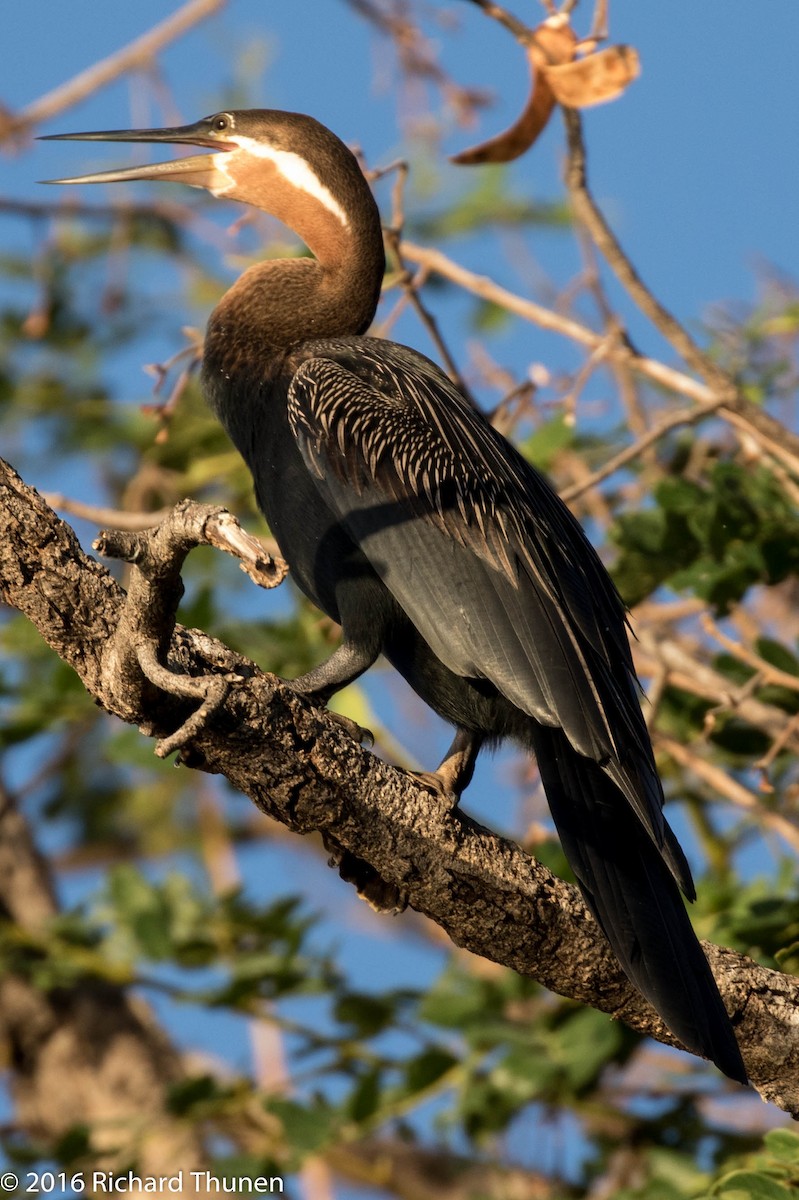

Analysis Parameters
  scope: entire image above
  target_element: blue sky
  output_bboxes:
[4,1,799,327]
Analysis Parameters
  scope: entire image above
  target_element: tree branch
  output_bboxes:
[1,457,796,1113]
[1,0,228,141]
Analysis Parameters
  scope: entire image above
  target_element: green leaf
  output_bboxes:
[167,1075,227,1117]
[346,1066,382,1124]
[716,1171,793,1199]
[333,991,396,1038]
[265,1098,338,1157]
[404,1048,458,1094]
[763,1129,799,1163]
[520,413,575,471]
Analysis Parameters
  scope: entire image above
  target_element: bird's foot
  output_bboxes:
[411,729,483,809]
[323,836,407,914]
[412,769,462,810]
[325,709,374,748]
[282,673,374,746]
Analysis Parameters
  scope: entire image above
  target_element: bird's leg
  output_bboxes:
[415,728,483,807]
[287,637,377,703]
[285,638,378,743]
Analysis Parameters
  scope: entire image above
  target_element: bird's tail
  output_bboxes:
[530,724,747,1083]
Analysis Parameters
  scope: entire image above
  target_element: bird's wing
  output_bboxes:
[287,341,664,844]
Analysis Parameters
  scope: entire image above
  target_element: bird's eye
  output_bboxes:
[213,115,230,132]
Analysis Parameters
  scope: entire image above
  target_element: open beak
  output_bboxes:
[39,119,237,188]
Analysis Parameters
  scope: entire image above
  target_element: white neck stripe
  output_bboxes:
[209,152,236,197]
[230,136,350,229]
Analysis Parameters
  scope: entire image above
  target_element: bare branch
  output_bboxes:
[2,456,797,1113]
[400,239,717,404]
[2,0,228,140]
[657,735,799,857]
[561,108,731,395]
[560,394,728,503]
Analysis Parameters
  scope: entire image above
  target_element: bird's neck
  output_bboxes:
[202,194,385,387]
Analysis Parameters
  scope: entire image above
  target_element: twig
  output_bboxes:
[459,0,533,43]
[588,0,609,42]
[657,734,799,856]
[380,163,472,396]
[701,615,799,697]
[43,494,173,531]
[722,407,799,484]
[3,0,228,139]
[400,239,717,404]
[643,665,669,733]
[560,394,728,502]
[561,108,733,397]
[557,328,615,425]
[755,711,799,785]
[633,629,799,753]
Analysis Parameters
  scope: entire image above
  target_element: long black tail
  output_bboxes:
[531,724,747,1083]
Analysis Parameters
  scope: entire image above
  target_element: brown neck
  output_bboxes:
[203,177,385,379]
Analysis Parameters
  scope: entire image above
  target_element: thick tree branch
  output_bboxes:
[1,458,797,1114]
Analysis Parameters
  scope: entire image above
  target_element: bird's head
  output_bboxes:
[41,109,378,262]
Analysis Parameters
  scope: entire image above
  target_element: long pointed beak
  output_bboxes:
[39,120,236,189]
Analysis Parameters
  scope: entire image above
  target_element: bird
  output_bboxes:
[42,108,747,1083]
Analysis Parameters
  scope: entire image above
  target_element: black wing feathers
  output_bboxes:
[285,338,746,1081]
[533,724,746,1083]
[288,342,665,836]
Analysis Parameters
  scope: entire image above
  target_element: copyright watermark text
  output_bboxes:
[1,1171,285,1194]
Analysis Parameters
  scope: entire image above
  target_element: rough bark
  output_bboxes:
[1,457,797,1116]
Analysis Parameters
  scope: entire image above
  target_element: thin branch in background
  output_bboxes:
[722,406,799,483]
[633,629,799,756]
[588,0,609,43]
[460,0,534,44]
[556,328,615,425]
[346,0,492,124]
[1,0,228,141]
[400,239,718,403]
[142,329,204,442]
[642,664,669,733]
[559,393,727,503]
[702,670,765,741]
[656,734,799,856]
[755,711,799,791]
[41,495,174,532]
[573,221,655,474]
[561,107,732,396]
[701,614,799,697]
[559,449,615,530]
[374,157,473,395]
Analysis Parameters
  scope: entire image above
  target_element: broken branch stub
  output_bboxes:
[94,500,287,756]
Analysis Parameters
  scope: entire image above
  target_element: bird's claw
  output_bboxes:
[412,769,461,810]
[326,710,374,747]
